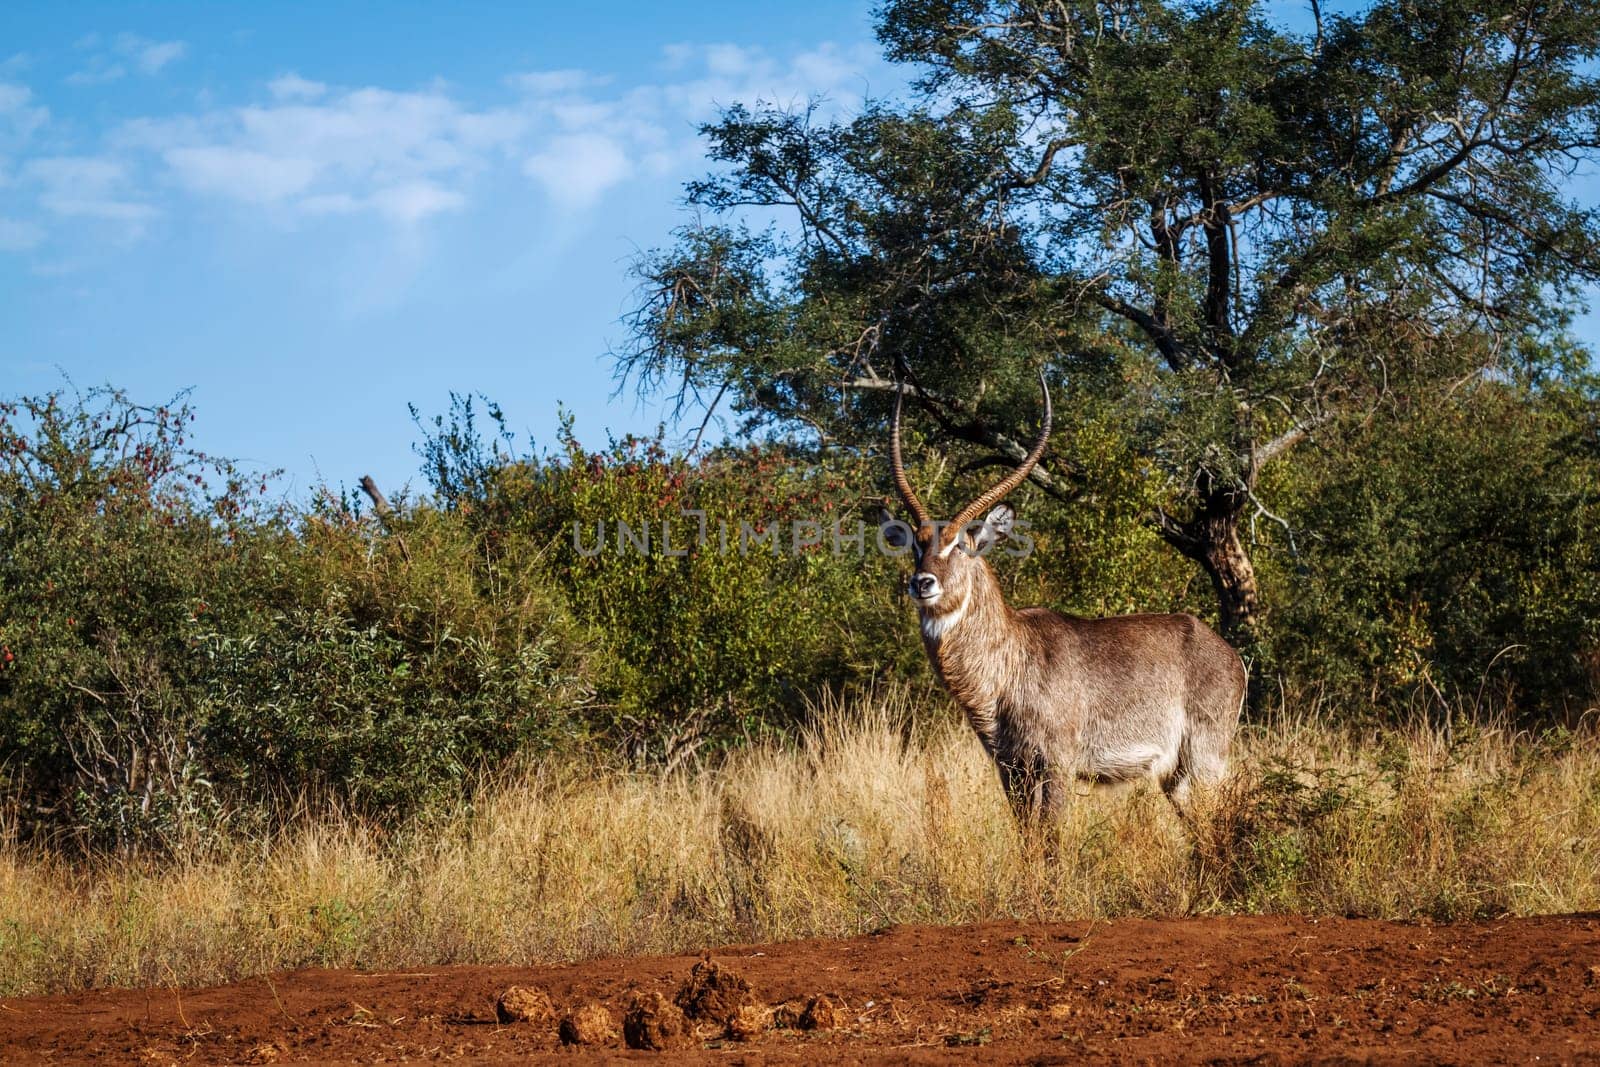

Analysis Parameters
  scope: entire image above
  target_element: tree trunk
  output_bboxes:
[1192,508,1260,643]
[1156,490,1261,644]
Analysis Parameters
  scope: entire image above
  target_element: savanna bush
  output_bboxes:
[411,396,926,757]
[1259,374,1600,716]
[0,389,273,849]
[196,499,588,822]
[0,389,584,850]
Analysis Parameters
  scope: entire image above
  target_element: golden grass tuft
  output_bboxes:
[2,691,1597,995]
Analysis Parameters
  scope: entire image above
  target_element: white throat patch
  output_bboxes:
[920,597,968,640]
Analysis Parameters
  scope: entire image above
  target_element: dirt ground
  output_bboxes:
[3,914,1598,1064]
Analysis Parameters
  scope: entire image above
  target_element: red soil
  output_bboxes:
[3,914,1597,1064]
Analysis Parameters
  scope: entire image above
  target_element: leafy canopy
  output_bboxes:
[623,0,1600,552]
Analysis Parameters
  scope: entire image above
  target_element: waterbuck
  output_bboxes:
[881,372,1246,821]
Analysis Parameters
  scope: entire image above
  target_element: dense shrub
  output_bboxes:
[0,389,271,847]
[0,390,582,849]
[1261,376,1600,716]
[413,397,925,757]
[196,503,587,821]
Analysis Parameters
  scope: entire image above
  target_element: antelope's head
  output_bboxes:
[880,371,1051,622]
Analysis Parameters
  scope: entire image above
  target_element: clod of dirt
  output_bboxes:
[801,994,847,1030]
[244,1043,283,1064]
[494,985,555,1026]
[623,990,694,1051]
[771,999,803,1029]
[724,1004,773,1042]
[558,1001,617,1046]
[773,994,846,1031]
[674,956,758,1022]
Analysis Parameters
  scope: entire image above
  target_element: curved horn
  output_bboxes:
[943,368,1052,546]
[889,379,932,529]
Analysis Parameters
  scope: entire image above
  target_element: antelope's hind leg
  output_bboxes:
[1163,736,1228,826]
[1162,766,1197,824]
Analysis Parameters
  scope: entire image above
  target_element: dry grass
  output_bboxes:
[2,691,1597,996]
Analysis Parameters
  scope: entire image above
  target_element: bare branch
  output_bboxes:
[1250,410,1338,473]
[358,474,412,564]
[688,379,732,455]
[1003,136,1076,190]
[1088,292,1192,370]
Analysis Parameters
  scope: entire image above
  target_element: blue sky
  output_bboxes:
[3,1,1595,501]
[0,1,894,498]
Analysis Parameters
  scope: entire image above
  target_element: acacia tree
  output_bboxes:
[621,0,1600,641]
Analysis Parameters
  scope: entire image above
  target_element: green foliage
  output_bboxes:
[412,397,924,755]
[306,896,369,967]
[1262,366,1600,713]
[4,355,1596,852]
[622,0,1600,639]
[1196,759,1365,912]
[0,389,583,850]
[196,503,586,819]
[0,388,273,848]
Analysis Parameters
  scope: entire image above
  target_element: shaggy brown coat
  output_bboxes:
[902,520,1245,819]
[885,370,1243,819]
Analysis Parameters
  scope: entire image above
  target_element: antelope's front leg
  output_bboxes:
[996,754,1050,824]
[1037,769,1070,821]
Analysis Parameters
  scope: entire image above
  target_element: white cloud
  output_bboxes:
[127,37,186,76]
[268,72,327,101]
[511,42,890,211]
[296,181,465,224]
[369,181,466,223]
[67,33,185,86]
[65,34,117,85]
[24,156,154,222]
[506,69,607,96]
[703,43,761,79]
[645,41,886,122]
[128,85,524,223]
[0,83,48,144]
[65,65,125,88]
[0,40,893,258]
[162,146,318,202]
[524,132,631,209]
[660,43,699,71]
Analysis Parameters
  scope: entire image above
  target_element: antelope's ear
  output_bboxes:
[878,507,913,550]
[971,503,1016,554]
